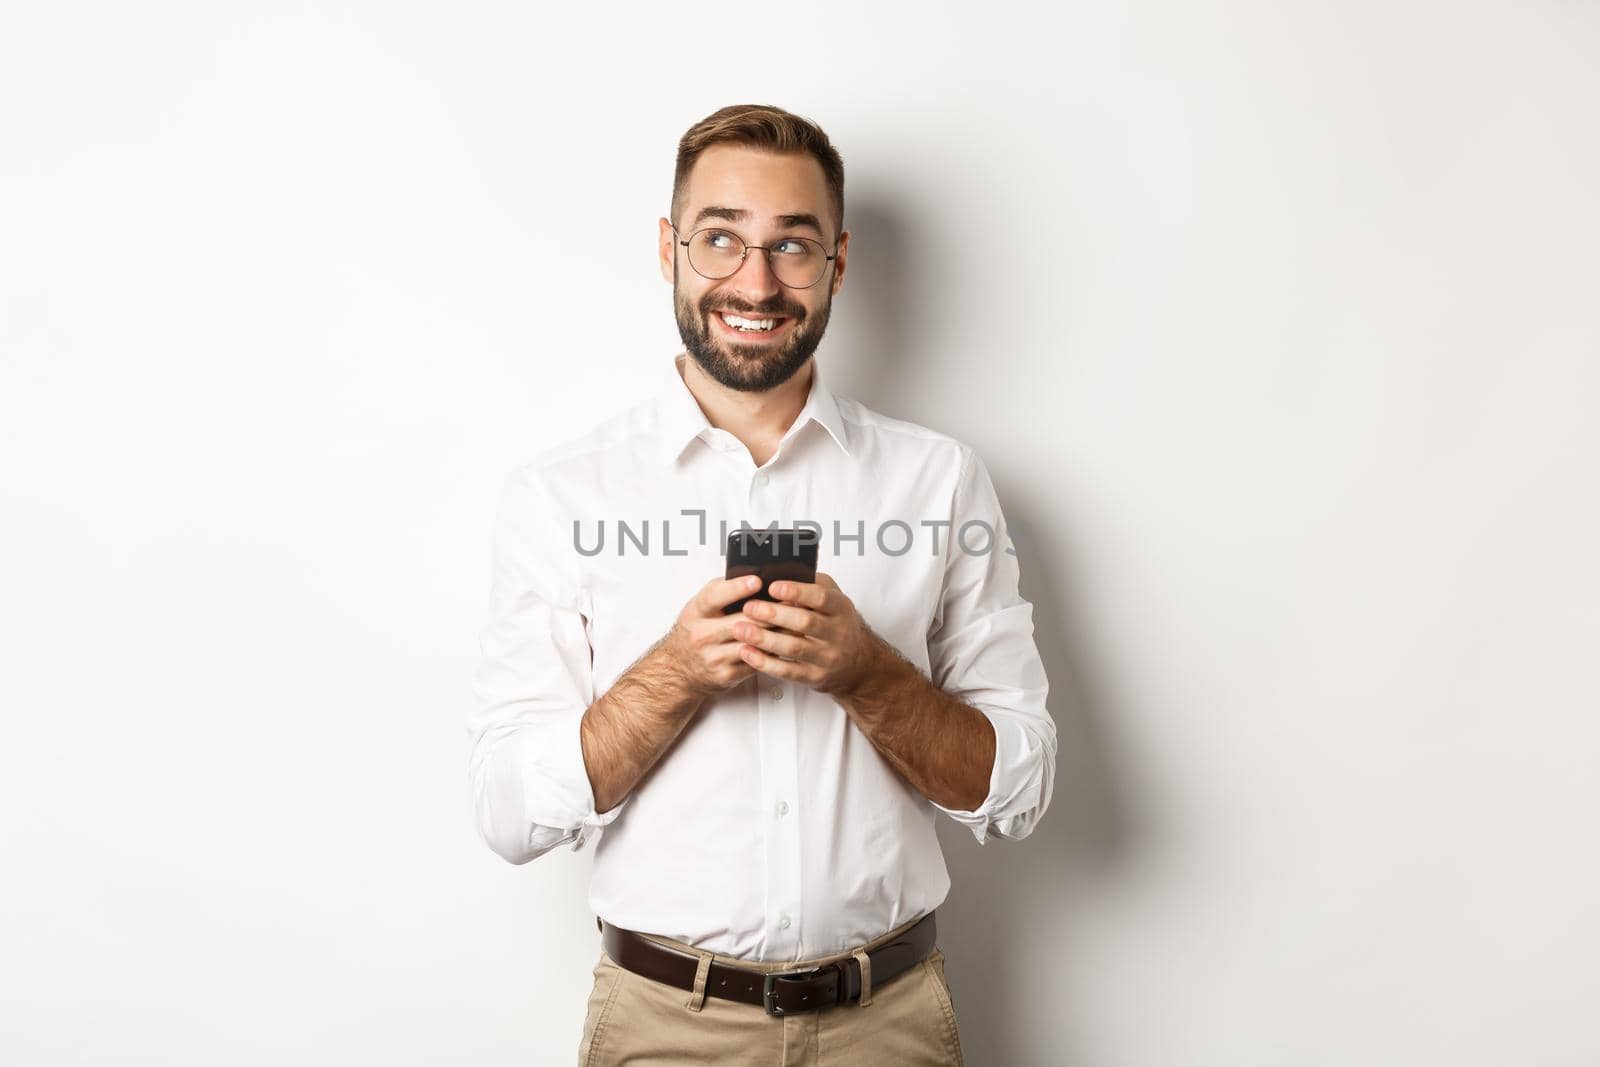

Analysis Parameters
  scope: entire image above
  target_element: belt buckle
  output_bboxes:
[762,961,844,1016]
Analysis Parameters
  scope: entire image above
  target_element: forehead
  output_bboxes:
[682,144,832,230]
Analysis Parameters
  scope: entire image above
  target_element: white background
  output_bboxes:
[3,2,1597,1064]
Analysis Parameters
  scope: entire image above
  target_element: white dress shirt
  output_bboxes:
[466,352,1055,962]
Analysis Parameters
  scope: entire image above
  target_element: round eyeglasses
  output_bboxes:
[672,224,837,290]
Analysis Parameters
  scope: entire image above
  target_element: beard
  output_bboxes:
[672,268,832,393]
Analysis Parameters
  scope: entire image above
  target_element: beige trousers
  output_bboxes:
[577,913,965,1066]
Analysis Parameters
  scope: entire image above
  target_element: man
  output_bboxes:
[466,104,1056,1066]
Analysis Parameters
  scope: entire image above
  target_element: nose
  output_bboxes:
[726,245,784,304]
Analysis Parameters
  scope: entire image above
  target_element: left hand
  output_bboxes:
[733,571,883,696]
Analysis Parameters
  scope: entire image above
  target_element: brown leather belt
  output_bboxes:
[597,910,937,1016]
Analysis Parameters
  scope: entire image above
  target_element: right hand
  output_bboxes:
[660,575,768,697]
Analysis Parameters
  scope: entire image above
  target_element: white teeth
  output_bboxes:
[721,312,778,331]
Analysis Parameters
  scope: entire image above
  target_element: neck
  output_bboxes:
[678,354,813,464]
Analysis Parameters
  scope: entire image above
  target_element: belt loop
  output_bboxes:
[685,951,713,1012]
[851,948,873,1007]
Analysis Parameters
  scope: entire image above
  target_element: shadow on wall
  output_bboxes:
[933,497,1141,1067]
[842,193,1149,1067]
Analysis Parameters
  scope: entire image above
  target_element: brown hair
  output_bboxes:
[671,104,845,243]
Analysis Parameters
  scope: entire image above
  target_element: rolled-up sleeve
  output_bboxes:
[465,463,627,865]
[924,447,1057,845]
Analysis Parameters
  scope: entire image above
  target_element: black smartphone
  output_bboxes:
[723,527,820,614]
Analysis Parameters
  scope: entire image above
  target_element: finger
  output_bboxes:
[732,618,813,661]
[687,612,773,650]
[740,643,821,684]
[741,598,817,635]
[708,639,758,667]
[700,574,765,614]
[714,612,772,645]
[769,579,831,613]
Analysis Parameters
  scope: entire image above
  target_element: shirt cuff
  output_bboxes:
[927,707,1006,844]
[927,708,1051,846]
[514,709,629,854]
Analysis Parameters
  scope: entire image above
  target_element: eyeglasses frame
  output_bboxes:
[670,223,839,290]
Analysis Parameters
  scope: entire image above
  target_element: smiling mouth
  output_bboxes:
[712,309,792,340]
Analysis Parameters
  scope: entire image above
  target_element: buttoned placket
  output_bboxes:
[742,449,804,960]
[700,418,814,960]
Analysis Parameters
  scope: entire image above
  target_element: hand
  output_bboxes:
[732,571,885,697]
[659,575,765,698]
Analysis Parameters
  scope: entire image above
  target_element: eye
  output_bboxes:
[774,239,809,255]
[705,229,738,249]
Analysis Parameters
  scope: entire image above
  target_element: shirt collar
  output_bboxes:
[654,353,851,467]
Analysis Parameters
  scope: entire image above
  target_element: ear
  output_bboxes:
[830,230,849,295]
[658,217,677,284]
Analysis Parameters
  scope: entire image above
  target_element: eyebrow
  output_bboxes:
[691,205,825,237]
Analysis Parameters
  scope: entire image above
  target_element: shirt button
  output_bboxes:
[752,472,768,487]
[770,686,783,701]
[778,914,791,930]
[776,799,789,816]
